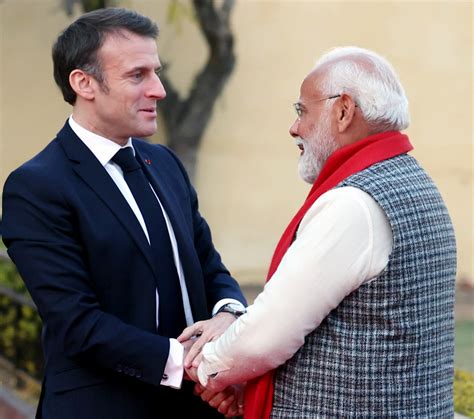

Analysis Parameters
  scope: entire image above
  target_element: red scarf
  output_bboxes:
[243,131,413,419]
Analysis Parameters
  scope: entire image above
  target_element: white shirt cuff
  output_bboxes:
[161,339,184,388]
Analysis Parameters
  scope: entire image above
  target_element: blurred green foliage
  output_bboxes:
[454,369,474,417]
[455,320,474,373]
[0,258,27,292]
[0,259,43,380]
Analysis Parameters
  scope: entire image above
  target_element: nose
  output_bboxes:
[147,74,166,101]
[289,119,299,138]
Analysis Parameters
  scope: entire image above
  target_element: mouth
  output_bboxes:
[139,107,157,117]
[295,138,305,156]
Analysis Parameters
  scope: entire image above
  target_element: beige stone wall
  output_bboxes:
[1,0,472,285]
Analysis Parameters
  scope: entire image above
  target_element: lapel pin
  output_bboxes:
[144,159,152,165]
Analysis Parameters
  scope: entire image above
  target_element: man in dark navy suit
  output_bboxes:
[1,8,246,418]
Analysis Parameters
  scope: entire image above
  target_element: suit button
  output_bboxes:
[129,368,136,377]
[116,364,123,373]
[124,366,130,375]
[136,370,142,379]
[162,373,168,381]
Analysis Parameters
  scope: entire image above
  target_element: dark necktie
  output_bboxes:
[112,147,186,338]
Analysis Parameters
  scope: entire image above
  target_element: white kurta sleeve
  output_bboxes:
[198,187,392,390]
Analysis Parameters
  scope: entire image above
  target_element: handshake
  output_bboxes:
[177,310,244,418]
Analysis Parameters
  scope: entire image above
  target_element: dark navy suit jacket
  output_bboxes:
[1,122,246,418]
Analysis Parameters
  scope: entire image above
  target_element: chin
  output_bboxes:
[136,127,157,139]
[301,174,317,184]
[298,159,319,184]
[298,167,317,184]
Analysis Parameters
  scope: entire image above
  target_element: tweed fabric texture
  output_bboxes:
[271,154,456,418]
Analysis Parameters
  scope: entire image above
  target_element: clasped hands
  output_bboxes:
[178,312,244,417]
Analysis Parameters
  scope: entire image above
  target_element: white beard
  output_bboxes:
[296,111,338,184]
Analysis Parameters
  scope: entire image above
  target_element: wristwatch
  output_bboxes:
[215,303,246,318]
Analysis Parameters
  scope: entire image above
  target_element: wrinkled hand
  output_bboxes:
[194,382,244,418]
[178,313,236,368]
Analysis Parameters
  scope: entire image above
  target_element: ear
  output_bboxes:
[335,94,357,133]
[69,69,95,101]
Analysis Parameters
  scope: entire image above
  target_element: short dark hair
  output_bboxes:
[52,8,159,105]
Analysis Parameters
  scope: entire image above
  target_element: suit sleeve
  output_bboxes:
[1,167,170,386]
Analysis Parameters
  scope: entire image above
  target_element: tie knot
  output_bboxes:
[112,148,141,173]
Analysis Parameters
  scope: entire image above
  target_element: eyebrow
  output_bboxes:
[124,65,162,75]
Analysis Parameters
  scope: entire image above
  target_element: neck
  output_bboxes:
[336,125,373,149]
[71,109,128,146]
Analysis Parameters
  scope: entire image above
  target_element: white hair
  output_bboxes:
[314,46,410,131]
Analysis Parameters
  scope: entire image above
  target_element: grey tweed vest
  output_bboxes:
[271,154,456,418]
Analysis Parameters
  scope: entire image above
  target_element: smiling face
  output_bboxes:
[290,70,339,184]
[78,30,166,145]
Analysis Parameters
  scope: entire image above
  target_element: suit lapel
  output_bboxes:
[56,123,159,277]
[135,147,192,257]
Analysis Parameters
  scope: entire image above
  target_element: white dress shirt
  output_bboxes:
[198,186,393,387]
[68,116,242,388]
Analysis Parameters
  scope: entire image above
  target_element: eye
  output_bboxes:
[132,72,143,81]
[154,68,162,77]
[293,103,303,118]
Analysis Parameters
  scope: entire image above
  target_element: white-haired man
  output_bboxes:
[180,46,457,418]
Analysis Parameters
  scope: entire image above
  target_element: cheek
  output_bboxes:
[113,89,137,108]
[121,97,138,116]
[301,121,316,138]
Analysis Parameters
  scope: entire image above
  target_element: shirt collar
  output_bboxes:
[68,115,134,166]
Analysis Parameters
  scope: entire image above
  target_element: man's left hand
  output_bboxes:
[178,312,236,368]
